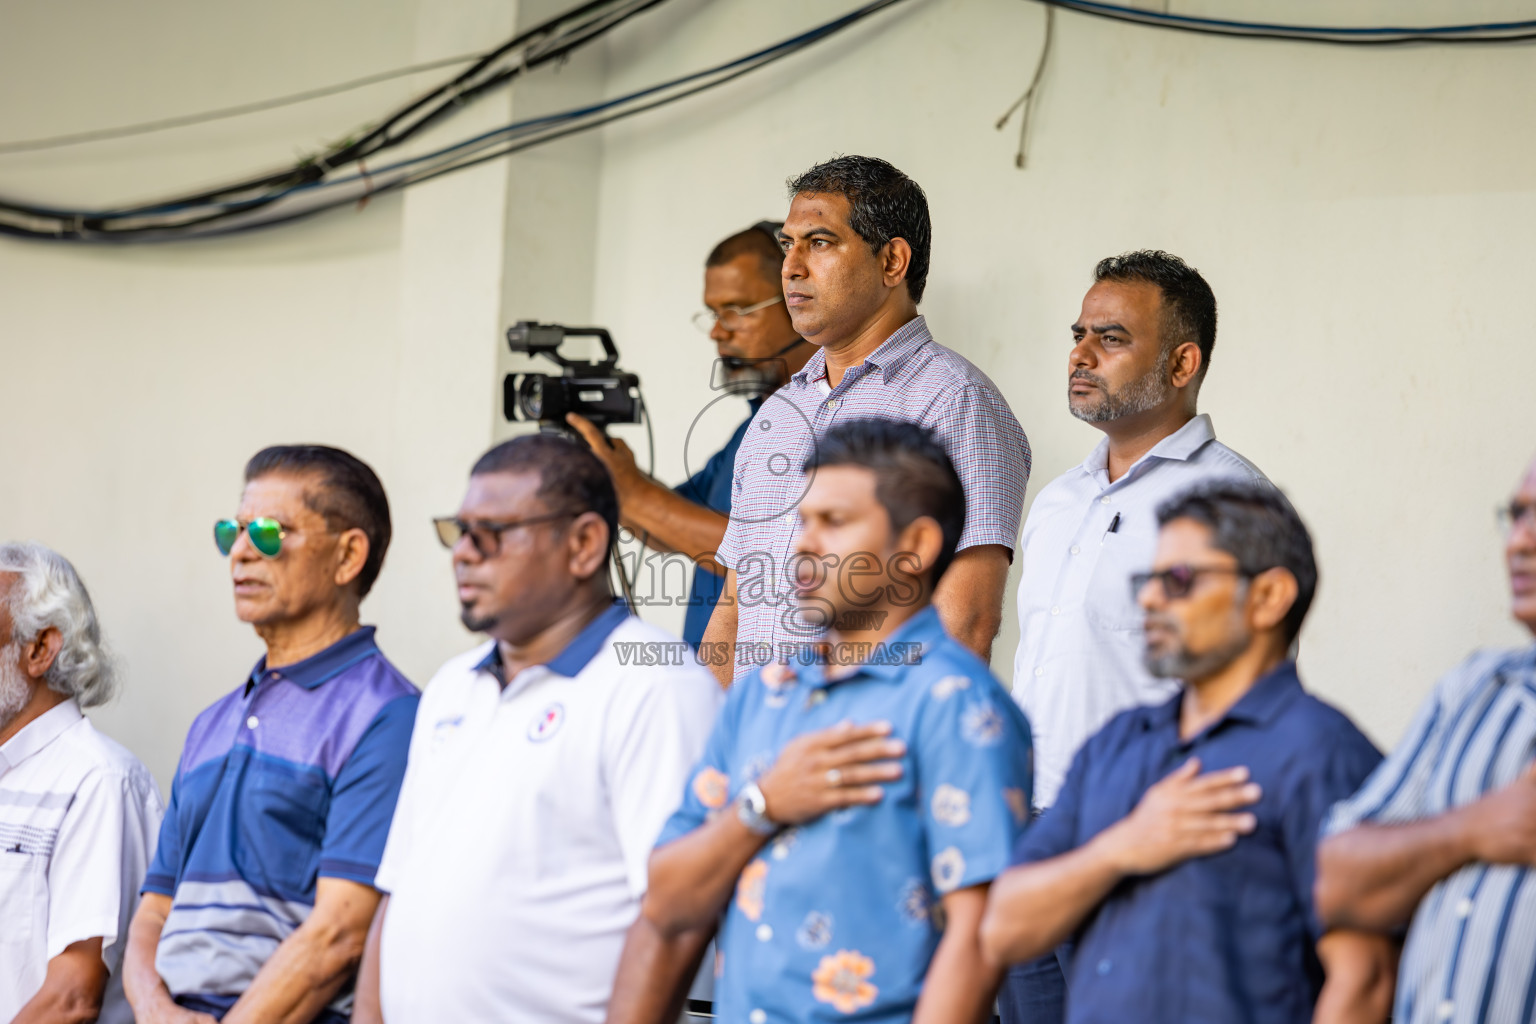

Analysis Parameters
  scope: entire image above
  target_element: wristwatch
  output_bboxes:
[736,781,780,836]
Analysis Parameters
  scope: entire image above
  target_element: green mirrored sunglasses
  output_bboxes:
[214,517,287,558]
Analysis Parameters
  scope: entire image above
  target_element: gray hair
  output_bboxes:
[0,542,118,708]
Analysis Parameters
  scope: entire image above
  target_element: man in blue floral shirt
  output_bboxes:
[636,419,1033,1024]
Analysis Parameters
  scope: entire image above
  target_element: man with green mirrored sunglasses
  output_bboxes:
[125,445,419,1024]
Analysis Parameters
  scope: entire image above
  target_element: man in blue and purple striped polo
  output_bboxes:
[123,446,417,1024]
[700,155,1031,686]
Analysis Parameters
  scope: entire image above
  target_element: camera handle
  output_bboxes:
[506,321,619,371]
[542,327,619,370]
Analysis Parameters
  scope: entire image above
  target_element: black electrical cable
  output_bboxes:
[8,0,1531,242]
[0,52,486,155]
[0,0,911,243]
[323,0,669,171]
[1036,1,1536,45]
[207,0,907,238]
[8,0,1524,162]
[0,0,666,230]
[123,0,660,224]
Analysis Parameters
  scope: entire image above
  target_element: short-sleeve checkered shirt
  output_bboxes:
[716,315,1030,678]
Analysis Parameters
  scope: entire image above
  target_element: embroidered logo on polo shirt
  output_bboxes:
[528,702,566,742]
[432,715,464,750]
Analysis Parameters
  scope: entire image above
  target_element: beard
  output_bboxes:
[719,359,786,397]
[459,603,499,634]
[1143,623,1252,682]
[1069,349,1175,424]
[0,644,32,733]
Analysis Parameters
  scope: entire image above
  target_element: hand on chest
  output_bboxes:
[1089,743,1289,862]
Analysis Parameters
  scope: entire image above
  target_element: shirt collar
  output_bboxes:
[0,698,83,777]
[792,315,933,388]
[1146,660,1305,740]
[474,601,632,681]
[249,625,381,693]
[795,604,946,689]
[1495,644,1536,680]
[1221,660,1305,726]
[1081,413,1218,483]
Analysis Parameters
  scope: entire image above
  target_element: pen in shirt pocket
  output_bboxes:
[1104,513,1121,539]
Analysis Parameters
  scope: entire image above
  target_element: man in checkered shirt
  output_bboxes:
[700,155,1030,685]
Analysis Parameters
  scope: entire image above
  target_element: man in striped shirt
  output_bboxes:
[1318,453,1536,1023]
[124,446,417,1024]
[700,155,1030,685]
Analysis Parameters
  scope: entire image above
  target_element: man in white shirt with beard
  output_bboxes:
[1002,251,1266,1023]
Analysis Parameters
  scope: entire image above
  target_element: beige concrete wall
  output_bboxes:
[0,0,519,787]
[1,0,1532,790]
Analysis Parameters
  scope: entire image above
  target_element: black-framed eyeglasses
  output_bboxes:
[1130,565,1252,601]
[1497,500,1536,533]
[433,511,578,558]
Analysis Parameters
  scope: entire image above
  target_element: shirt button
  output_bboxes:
[756,924,773,942]
[1070,545,1081,555]
[1437,1000,1454,1020]
[809,690,827,706]
[1097,959,1112,975]
[246,716,259,730]
[1100,496,1112,504]
[1034,667,1045,678]
[1455,897,1474,918]
[1051,606,1060,616]
[826,399,838,408]
[750,1011,767,1024]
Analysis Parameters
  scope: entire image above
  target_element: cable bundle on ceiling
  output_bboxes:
[0,0,672,242]
[3,0,1532,244]
[0,0,911,243]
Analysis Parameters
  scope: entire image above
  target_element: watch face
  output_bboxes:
[738,784,776,835]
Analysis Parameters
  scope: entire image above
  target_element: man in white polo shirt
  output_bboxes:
[0,542,162,1024]
[352,435,721,1024]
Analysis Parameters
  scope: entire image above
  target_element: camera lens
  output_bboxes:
[519,376,544,420]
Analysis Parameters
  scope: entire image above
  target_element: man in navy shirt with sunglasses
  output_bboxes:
[981,481,1395,1024]
[123,445,417,1024]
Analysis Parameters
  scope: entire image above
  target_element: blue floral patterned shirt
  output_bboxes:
[656,605,1033,1023]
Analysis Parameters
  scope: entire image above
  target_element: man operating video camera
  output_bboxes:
[568,222,811,651]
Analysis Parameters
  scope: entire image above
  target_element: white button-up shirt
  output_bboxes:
[1011,415,1266,807]
[0,700,163,1024]
[374,607,722,1024]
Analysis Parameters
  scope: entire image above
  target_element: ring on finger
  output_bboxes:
[826,768,843,788]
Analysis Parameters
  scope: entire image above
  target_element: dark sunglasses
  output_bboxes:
[1498,500,1536,532]
[214,517,288,558]
[1130,565,1252,601]
[433,510,578,559]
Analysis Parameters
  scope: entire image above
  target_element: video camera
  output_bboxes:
[503,322,642,429]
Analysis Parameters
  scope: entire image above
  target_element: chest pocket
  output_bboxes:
[1469,687,1536,796]
[235,768,329,898]
[1083,530,1150,632]
[0,843,48,954]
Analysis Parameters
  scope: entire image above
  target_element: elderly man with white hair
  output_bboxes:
[0,541,163,1024]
